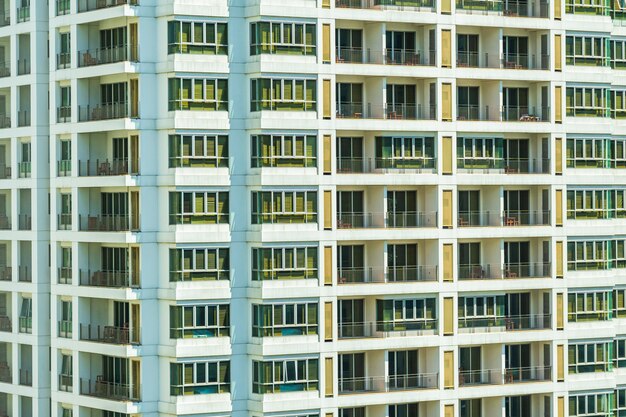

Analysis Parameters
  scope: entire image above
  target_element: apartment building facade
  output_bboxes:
[0,0,624,416]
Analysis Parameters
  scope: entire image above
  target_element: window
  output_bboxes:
[617,387,626,417]
[59,193,72,230]
[59,300,72,337]
[101,82,127,106]
[169,191,229,224]
[614,139,626,168]
[168,21,227,54]
[168,78,228,111]
[565,35,608,66]
[375,136,436,170]
[251,134,317,168]
[252,303,318,336]
[59,246,72,284]
[612,39,626,68]
[567,240,609,270]
[457,137,504,169]
[19,297,32,333]
[169,247,229,281]
[613,90,626,118]
[566,137,608,168]
[458,295,505,327]
[461,399,482,417]
[565,0,608,15]
[457,86,480,120]
[568,291,612,322]
[251,78,316,111]
[386,31,417,64]
[61,409,72,417]
[457,33,479,67]
[386,84,416,118]
[170,360,230,395]
[169,304,229,338]
[251,191,317,224]
[58,32,70,68]
[568,392,613,416]
[168,134,228,168]
[252,358,319,393]
[252,246,318,280]
[568,341,612,373]
[566,86,608,117]
[376,298,437,332]
[389,403,419,417]
[336,28,363,63]
[250,22,316,55]
[616,338,626,367]
[615,289,626,318]
[340,408,366,417]
[566,189,611,219]
[58,86,71,123]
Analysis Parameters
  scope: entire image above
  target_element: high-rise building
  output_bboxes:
[0,0,625,416]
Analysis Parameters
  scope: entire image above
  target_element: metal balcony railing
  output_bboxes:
[17,59,30,75]
[19,369,31,386]
[501,106,550,122]
[78,0,138,13]
[80,377,140,401]
[337,265,438,284]
[79,214,136,232]
[79,159,135,176]
[457,105,499,121]
[339,372,438,394]
[16,4,29,23]
[457,52,500,68]
[458,313,551,332]
[78,103,129,122]
[57,159,71,176]
[0,61,9,78]
[18,266,30,282]
[58,373,73,392]
[79,269,139,288]
[336,211,437,229]
[17,161,30,178]
[459,368,503,385]
[459,366,551,385]
[0,316,11,332]
[337,157,436,173]
[57,106,71,123]
[17,110,30,127]
[58,267,72,284]
[18,214,31,230]
[336,102,436,120]
[336,0,435,9]
[57,214,72,230]
[0,266,10,282]
[502,210,550,226]
[0,362,11,383]
[338,319,438,338]
[502,53,550,70]
[78,44,137,67]
[0,115,10,129]
[80,323,139,345]
[58,320,72,338]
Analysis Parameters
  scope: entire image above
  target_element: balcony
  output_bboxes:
[80,378,139,402]
[57,320,72,338]
[79,269,138,288]
[457,158,549,174]
[79,214,137,232]
[456,0,549,16]
[58,374,73,392]
[0,116,9,129]
[336,47,435,66]
[337,157,436,174]
[458,314,551,333]
[57,106,71,123]
[0,61,9,78]
[337,266,438,284]
[502,54,549,70]
[0,362,10,383]
[78,159,135,177]
[457,211,549,227]
[78,103,130,122]
[0,267,11,282]
[337,102,436,120]
[457,52,500,69]
[337,211,437,228]
[459,366,551,385]
[338,319,438,339]
[58,267,72,284]
[78,0,138,13]
[0,316,10,332]
[80,324,139,345]
[57,214,71,231]
[16,4,29,23]
[18,369,31,386]
[502,106,549,122]
[457,105,500,121]
[339,373,438,394]
[335,0,435,9]
[78,45,138,67]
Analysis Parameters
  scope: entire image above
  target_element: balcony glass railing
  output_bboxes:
[78,44,137,67]
[79,214,137,232]
[79,159,135,176]
[58,320,72,338]
[78,103,129,122]
[336,102,436,120]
